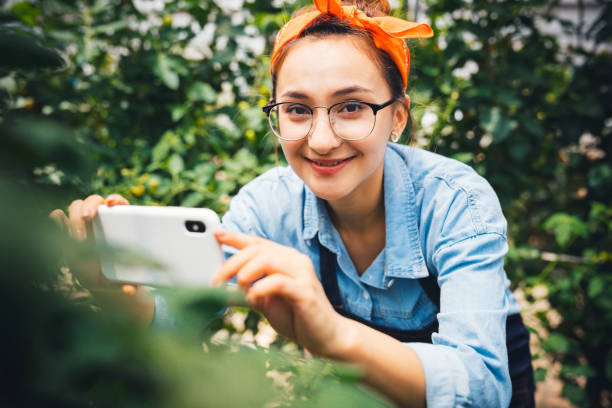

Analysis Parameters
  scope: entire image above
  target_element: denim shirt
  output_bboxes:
[155,143,520,407]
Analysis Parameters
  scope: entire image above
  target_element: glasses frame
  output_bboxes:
[262,98,396,141]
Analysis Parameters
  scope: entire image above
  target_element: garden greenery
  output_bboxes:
[1,0,610,406]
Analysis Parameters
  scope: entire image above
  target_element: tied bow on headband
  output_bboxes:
[270,0,434,90]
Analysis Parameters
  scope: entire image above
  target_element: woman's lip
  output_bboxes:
[305,156,355,175]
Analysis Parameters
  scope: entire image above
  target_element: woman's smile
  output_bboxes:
[305,155,356,175]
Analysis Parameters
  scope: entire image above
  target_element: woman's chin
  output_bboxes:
[307,182,351,202]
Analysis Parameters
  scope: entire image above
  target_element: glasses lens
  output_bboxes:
[268,103,312,140]
[330,101,375,140]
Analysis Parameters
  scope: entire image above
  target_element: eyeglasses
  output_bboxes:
[262,98,395,141]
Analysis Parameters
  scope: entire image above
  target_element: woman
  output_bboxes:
[53,0,534,406]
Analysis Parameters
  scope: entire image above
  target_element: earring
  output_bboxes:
[391,131,400,143]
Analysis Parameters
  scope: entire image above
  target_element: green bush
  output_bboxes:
[2,0,611,405]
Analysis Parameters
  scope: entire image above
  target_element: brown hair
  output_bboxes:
[270,0,414,138]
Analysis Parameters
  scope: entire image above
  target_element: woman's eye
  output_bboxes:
[285,105,310,115]
[340,103,364,113]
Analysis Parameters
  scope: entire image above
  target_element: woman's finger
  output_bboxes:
[235,253,276,289]
[68,199,86,241]
[214,229,265,251]
[49,209,69,233]
[246,273,302,305]
[212,245,262,284]
[81,194,105,220]
[105,194,130,206]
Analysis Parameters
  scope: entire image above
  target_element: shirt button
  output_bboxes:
[387,279,395,288]
[363,292,370,300]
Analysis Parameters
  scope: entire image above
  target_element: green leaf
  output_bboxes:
[331,362,364,383]
[0,32,63,70]
[534,367,547,382]
[187,82,217,104]
[544,333,571,353]
[451,152,473,163]
[561,363,596,378]
[587,277,604,298]
[92,20,129,35]
[171,104,188,122]
[181,191,205,207]
[543,213,588,249]
[479,106,518,143]
[561,383,588,406]
[240,106,266,131]
[588,164,612,190]
[11,1,40,26]
[151,132,173,164]
[154,54,180,90]
[168,154,184,176]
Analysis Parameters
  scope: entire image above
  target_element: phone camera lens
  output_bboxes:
[185,221,206,233]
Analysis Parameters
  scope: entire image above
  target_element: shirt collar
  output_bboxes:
[302,145,429,282]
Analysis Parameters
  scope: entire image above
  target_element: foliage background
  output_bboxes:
[1,0,611,406]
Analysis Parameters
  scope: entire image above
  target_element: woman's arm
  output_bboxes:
[332,318,427,407]
[213,229,427,408]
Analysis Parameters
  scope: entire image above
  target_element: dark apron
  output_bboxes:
[319,242,535,408]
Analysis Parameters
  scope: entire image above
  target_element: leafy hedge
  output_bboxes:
[1,0,611,406]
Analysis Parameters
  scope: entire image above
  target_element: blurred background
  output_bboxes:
[1,0,610,406]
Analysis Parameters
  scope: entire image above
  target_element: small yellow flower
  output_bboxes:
[148,178,160,194]
[246,129,256,141]
[130,185,145,197]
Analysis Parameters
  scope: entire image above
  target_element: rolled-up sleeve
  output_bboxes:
[407,232,511,408]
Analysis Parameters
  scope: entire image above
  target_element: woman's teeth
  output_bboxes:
[316,160,343,167]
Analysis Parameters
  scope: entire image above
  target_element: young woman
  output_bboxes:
[54,0,534,406]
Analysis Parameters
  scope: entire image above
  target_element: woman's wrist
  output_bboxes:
[321,313,362,361]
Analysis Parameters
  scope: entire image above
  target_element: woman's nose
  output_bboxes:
[307,109,342,154]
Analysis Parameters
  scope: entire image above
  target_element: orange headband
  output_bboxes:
[270,0,434,90]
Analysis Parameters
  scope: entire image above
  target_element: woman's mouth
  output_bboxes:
[306,156,355,175]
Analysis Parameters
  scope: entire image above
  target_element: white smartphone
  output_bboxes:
[92,205,225,287]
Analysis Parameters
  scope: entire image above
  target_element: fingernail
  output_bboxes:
[82,208,91,218]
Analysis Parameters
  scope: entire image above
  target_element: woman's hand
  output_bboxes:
[50,194,128,289]
[49,194,154,324]
[213,230,349,358]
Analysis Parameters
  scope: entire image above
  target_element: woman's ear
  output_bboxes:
[392,96,410,135]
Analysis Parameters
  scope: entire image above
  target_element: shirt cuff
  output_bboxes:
[405,342,471,408]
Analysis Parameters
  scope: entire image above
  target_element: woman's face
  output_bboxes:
[275,36,407,205]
